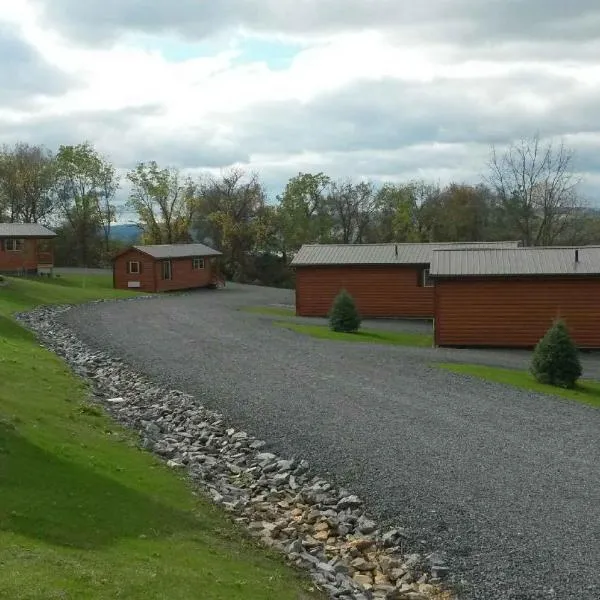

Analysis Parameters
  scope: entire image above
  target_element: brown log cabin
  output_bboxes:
[0,223,56,275]
[430,246,600,349]
[290,241,520,319]
[113,243,223,292]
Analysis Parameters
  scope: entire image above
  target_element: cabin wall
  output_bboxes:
[295,265,434,318]
[113,249,157,291]
[434,276,600,348]
[154,256,216,292]
[0,238,41,272]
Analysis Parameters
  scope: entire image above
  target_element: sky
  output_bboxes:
[1,0,599,214]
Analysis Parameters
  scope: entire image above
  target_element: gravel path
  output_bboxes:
[60,285,600,599]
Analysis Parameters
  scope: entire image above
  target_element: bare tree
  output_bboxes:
[326,179,376,243]
[487,134,583,246]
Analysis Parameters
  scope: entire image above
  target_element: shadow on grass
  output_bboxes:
[0,422,204,549]
[0,315,36,342]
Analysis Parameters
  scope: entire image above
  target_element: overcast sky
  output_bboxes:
[1,0,599,208]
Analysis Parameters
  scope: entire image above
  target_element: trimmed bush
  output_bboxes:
[329,289,361,333]
[530,319,582,388]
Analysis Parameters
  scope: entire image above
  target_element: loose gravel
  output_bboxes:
[58,285,600,600]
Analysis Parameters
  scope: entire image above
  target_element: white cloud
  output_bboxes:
[0,0,599,203]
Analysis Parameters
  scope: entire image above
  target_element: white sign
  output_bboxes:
[127,281,141,288]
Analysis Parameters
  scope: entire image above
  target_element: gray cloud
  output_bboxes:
[0,104,247,170]
[33,0,600,50]
[0,26,73,105]
[226,71,600,156]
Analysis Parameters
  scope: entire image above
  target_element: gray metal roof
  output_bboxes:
[0,223,56,237]
[291,241,521,266]
[430,246,600,277]
[134,243,222,259]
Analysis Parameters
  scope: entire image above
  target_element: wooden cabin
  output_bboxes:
[291,241,520,319]
[431,246,600,348]
[0,223,56,275]
[113,243,223,292]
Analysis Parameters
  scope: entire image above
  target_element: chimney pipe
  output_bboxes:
[575,249,579,263]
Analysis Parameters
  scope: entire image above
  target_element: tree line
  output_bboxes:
[1,135,598,287]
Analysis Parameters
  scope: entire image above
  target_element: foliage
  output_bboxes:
[277,172,332,256]
[2,135,599,285]
[127,161,193,244]
[0,142,57,223]
[277,321,432,347]
[438,363,600,408]
[54,142,119,266]
[328,289,361,333]
[0,275,322,599]
[192,168,269,279]
[530,319,582,388]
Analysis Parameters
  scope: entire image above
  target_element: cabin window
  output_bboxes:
[127,260,141,274]
[161,260,172,280]
[192,257,205,270]
[421,268,433,287]
[5,238,24,251]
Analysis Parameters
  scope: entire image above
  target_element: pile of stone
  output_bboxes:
[17,302,453,600]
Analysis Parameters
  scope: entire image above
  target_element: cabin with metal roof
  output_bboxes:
[430,246,600,348]
[112,243,224,292]
[290,241,520,318]
[0,223,56,275]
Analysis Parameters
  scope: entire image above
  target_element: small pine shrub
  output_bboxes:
[530,319,582,389]
[329,289,361,333]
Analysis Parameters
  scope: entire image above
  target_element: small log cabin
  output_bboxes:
[291,241,520,319]
[113,243,223,292]
[431,246,600,348]
[0,223,56,275]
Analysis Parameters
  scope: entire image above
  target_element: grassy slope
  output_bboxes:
[438,363,600,408]
[0,276,318,600]
[276,321,433,347]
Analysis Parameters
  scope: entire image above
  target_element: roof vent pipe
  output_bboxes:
[395,244,398,258]
[575,249,579,263]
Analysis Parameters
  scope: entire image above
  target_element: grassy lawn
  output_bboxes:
[241,305,296,317]
[275,321,433,347]
[438,363,600,408]
[0,276,319,600]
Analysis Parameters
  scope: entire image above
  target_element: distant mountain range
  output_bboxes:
[110,224,143,243]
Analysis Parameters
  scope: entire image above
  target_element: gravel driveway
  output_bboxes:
[60,284,600,600]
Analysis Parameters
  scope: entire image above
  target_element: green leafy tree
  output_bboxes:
[192,168,267,280]
[0,143,57,223]
[531,319,582,388]
[329,289,361,333]
[277,172,332,258]
[127,161,193,244]
[54,142,116,266]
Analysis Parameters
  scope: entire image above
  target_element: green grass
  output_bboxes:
[0,274,136,315]
[438,363,600,408]
[0,275,320,599]
[241,305,296,317]
[275,321,433,347]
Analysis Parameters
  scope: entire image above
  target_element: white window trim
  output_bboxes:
[162,260,172,280]
[128,260,140,274]
[192,257,205,270]
[422,268,433,288]
[5,238,24,252]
